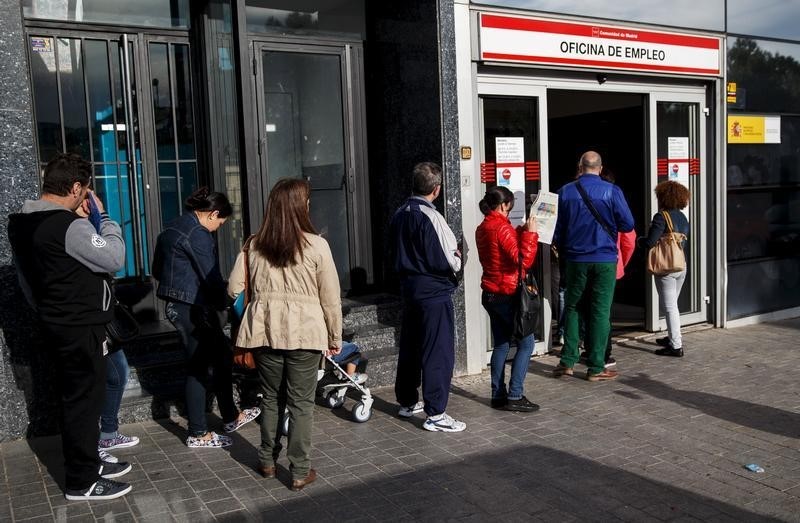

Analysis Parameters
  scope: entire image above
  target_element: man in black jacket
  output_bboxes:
[8,154,131,500]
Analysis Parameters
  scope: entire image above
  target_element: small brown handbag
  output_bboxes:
[232,236,256,370]
[646,211,687,276]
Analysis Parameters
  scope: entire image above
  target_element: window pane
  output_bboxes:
[727,116,800,188]
[149,43,176,161]
[179,163,198,203]
[728,257,800,319]
[469,0,724,32]
[728,0,800,41]
[727,38,800,114]
[246,0,365,38]
[57,38,89,159]
[173,45,196,160]
[29,36,62,161]
[85,40,118,164]
[109,43,128,162]
[158,163,179,226]
[23,0,190,28]
[94,163,134,277]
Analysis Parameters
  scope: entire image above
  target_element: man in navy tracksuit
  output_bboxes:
[390,162,466,432]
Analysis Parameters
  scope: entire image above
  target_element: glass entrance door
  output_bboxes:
[253,41,370,290]
[26,30,198,280]
[476,81,550,358]
[647,92,708,330]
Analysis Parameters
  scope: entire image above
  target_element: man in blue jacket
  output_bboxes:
[390,162,465,432]
[552,151,634,381]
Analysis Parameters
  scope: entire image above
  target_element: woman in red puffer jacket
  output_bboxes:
[475,186,539,413]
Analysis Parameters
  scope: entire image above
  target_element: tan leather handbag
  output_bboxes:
[646,211,687,275]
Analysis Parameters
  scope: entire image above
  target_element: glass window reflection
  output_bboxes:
[470,0,724,31]
[23,0,190,28]
[728,0,800,41]
[246,0,365,38]
[727,38,800,113]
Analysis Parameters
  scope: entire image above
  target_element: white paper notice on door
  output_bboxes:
[667,137,690,188]
[667,136,690,220]
[495,137,526,226]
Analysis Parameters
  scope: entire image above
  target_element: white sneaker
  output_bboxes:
[397,401,424,418]
[351,372,368,385]
[423,413,466,433]
[99,449,118,464]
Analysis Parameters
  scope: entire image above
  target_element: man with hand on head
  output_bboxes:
[8,153,131,501]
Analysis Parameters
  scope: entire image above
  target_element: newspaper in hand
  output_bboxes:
[531,190,558,244]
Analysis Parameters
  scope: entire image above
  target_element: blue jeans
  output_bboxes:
[100,348,130,438]
[332,341,360,367]
[482,292,535,400]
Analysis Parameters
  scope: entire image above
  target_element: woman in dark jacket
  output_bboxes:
[475,186,539,412]
[639,181,691,357]
[152,188,260,448]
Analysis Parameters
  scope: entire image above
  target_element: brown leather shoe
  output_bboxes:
[290,468,317,491]
[553,364,574,378]
[258,464,276,478]
[586,369,619,382]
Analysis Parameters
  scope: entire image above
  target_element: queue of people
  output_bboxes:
[8,151,689,501]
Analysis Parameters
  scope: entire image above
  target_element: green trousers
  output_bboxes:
[560,262,617,375]
[254,348,321,481]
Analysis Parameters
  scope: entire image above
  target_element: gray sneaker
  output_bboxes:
[423,413,466,432]
[397,401,424,418]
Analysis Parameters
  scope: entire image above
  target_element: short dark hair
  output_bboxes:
[184,187,233,217]
[41,153,92,196]
[412,162,442,196]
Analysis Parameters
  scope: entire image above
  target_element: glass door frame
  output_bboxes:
[647,90,709,330]
[249,36,373,285]
[476,79,551,361]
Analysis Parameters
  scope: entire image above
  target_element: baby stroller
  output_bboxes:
[279,345,373,435]
[319,353,373,422]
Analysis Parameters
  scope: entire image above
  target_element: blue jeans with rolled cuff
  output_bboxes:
[100,348,130,439]
[482,292,535,401]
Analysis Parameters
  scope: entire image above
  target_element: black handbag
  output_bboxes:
[513,256,540,340]
[106,302,140,345]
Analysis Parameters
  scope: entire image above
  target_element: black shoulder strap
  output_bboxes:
[575,179,616,241]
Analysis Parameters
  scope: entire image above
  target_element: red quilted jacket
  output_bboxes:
[475,211,539,295]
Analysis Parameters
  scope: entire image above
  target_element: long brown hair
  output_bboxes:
[252,178,317,267]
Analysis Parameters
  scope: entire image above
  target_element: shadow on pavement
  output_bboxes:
[216,443,783,522]
[619,372,800,439]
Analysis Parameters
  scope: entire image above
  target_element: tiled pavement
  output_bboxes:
[2,319,800,522]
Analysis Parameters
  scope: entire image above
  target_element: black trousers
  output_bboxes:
[43,323,106,491]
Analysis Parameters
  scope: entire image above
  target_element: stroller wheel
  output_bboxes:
[351,401,372,423]
[325,390,345,409]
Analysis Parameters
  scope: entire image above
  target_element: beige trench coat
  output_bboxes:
[227,233,342,352]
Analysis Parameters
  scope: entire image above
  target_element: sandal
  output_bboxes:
[186,431,232,448]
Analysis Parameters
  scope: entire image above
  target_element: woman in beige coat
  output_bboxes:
[228,178,342,491]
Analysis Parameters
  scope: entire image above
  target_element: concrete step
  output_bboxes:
[115,293,403,425]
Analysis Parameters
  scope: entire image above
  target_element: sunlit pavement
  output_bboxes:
[2,319,799,522]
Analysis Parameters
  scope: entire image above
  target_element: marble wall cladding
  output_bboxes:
[365,1,445,285]
[0,0,48,441]
[364,1,466,374]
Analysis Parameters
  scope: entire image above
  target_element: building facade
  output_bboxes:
[0,0,798,439]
